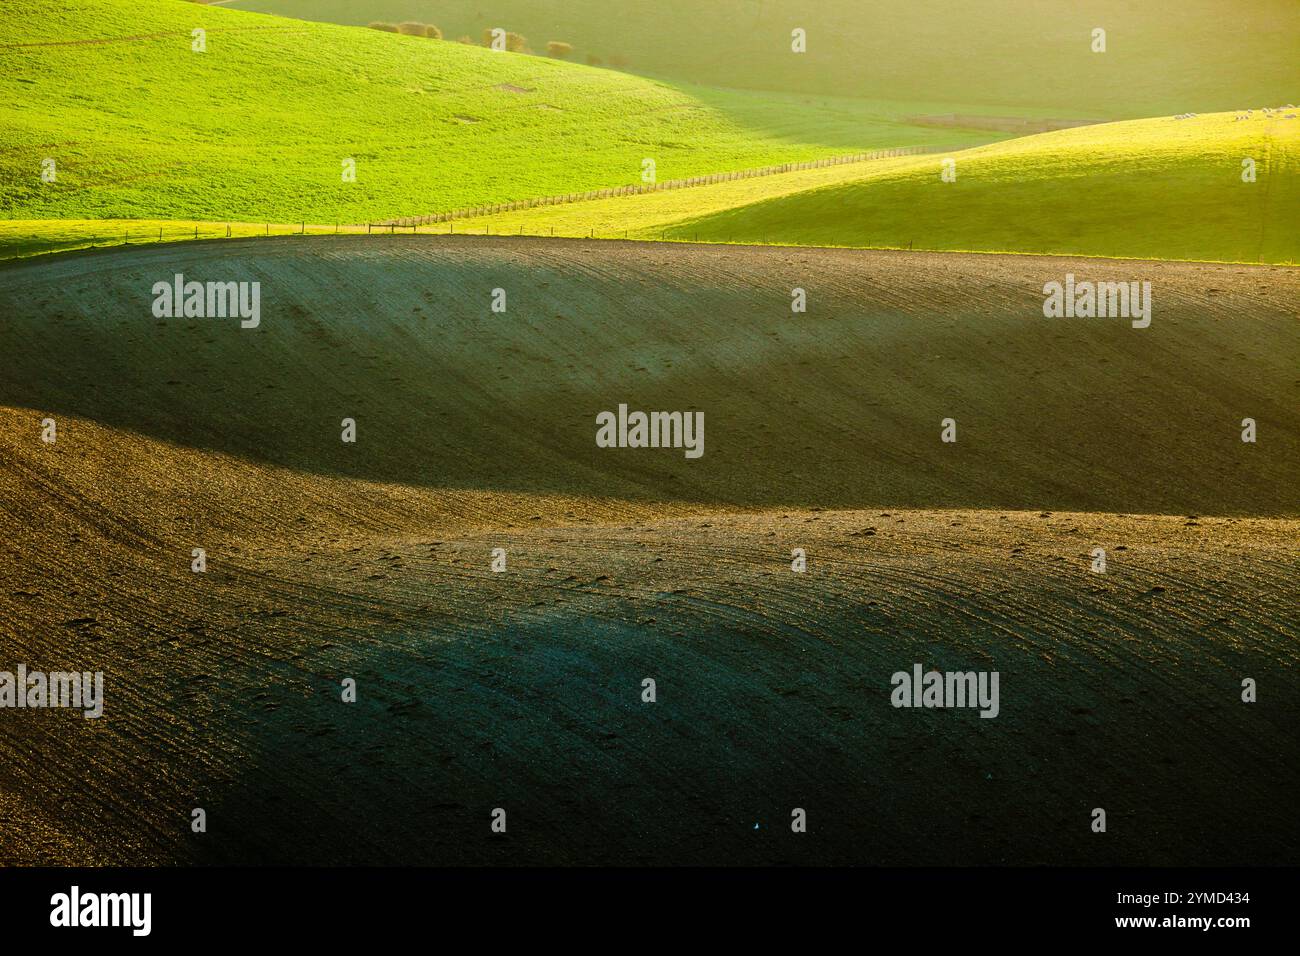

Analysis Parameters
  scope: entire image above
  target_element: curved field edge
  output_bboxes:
[8,111,1270,267]
[0,148,936,260]
[657,112,1300,264]
[2,222,1296,268]
[0,149,917,260]
[7,110,1299,264]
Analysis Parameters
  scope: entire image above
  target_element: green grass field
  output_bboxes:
[0,156,914,258]
[660,115,1300,265]
[662,112,1300,263]
[7,110,1296,264]
[0,0,996,228]
[229,0,1300,118]
[3,0,1296,264]
[301,112,1292,265]
[381,152,931,239]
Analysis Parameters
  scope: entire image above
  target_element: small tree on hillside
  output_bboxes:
[546,41,574,59]
[424,25,443,39]
[397,22,426,36]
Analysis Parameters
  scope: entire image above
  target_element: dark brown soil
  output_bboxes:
[0,237,1295,864]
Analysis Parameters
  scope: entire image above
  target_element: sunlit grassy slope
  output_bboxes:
[231,0,1300,118]
[0,0,994,226]
[658,113,1300,264]
[9,111,1296,264]
[390,153,929,238]
[0,158,908,258]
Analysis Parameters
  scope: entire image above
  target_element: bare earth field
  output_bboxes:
[0,237,1296,865]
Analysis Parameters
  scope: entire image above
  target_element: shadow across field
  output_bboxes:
[1,236,1296,516]
[3,496,1295,865]
[0,236,1296,864]
[194,583,1300,867]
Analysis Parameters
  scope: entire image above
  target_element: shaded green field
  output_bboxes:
[0,0,995,226]
[664,113,1300,264]
[229,0,1300,117]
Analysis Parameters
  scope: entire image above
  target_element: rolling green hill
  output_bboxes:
[228,0,1300,118]
[4,0,1296,263]
[267,111,1294,265]
[659,112,1300,264]
[8,110,1296,263]
[0,0,990,226]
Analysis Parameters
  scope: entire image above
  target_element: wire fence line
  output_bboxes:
[375,144,961,228]
[2,145,967,259]
[0,219,921,260]
[1,222,339,260]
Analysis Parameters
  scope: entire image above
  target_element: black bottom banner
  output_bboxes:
[0,866,1282,942]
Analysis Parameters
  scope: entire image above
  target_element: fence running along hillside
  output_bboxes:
[377,145,961,228]
[0,146,971,260]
